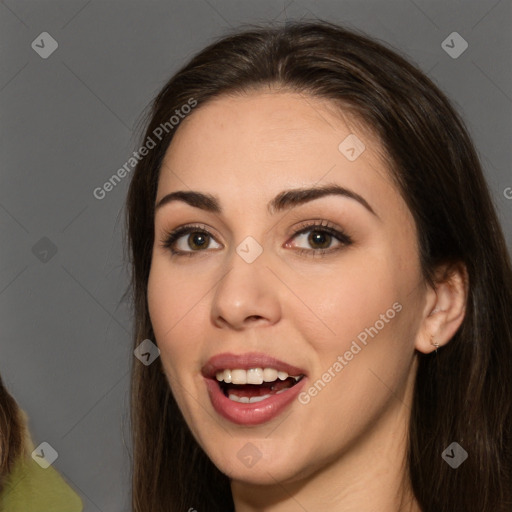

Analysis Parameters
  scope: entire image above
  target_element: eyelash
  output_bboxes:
[159,220,353,258]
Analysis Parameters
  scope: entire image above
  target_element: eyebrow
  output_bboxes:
[155,183,378,217]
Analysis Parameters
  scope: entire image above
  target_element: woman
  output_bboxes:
[0,375,83,510]
[125,20,512,511]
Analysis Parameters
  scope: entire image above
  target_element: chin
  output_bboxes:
[205,442,314,487]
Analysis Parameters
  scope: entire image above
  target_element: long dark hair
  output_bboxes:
[124,20,512,512]
[0,374,24,494]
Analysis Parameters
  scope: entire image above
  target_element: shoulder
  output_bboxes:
[0,409,83,512]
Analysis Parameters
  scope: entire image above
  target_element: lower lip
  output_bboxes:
[204,377,307,426]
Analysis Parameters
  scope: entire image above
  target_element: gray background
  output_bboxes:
[1,0,511,510]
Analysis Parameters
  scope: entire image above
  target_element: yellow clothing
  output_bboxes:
[0,409,83,512]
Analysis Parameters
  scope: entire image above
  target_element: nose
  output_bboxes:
[210,246,282,331]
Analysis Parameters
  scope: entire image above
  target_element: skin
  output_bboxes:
[147,90,467,511]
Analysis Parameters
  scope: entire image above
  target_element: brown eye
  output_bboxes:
[307,230,333,249]
[160,225,222,254]
[187,232,210,250]
[160,221,352,258]
[289,222,352,256]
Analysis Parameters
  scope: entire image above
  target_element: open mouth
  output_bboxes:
[203,355,308,424]
[202,353,308,419]
[217,373,305,404]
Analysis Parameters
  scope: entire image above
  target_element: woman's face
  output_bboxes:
[148,90,428,486]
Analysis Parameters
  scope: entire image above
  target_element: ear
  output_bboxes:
[415,262,468,354]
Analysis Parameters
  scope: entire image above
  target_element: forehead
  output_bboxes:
[168,90,382,158]
[157,90,396,213]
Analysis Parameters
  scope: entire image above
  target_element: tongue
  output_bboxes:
[223,377,296,398]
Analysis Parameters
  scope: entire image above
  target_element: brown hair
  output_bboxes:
[0,375,24,493]
[124,20,512,512]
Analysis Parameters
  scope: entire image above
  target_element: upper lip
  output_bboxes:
[202,352,307,379]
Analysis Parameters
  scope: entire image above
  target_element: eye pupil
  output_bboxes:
[189,232,208,250]
[309,231,331,249]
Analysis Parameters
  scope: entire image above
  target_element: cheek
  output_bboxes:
[292,261,414,432]
[147,260,204,368]
[291,247,420,412]
[292,252,400,349]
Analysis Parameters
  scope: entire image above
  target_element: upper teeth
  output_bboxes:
[215,368,302,385]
